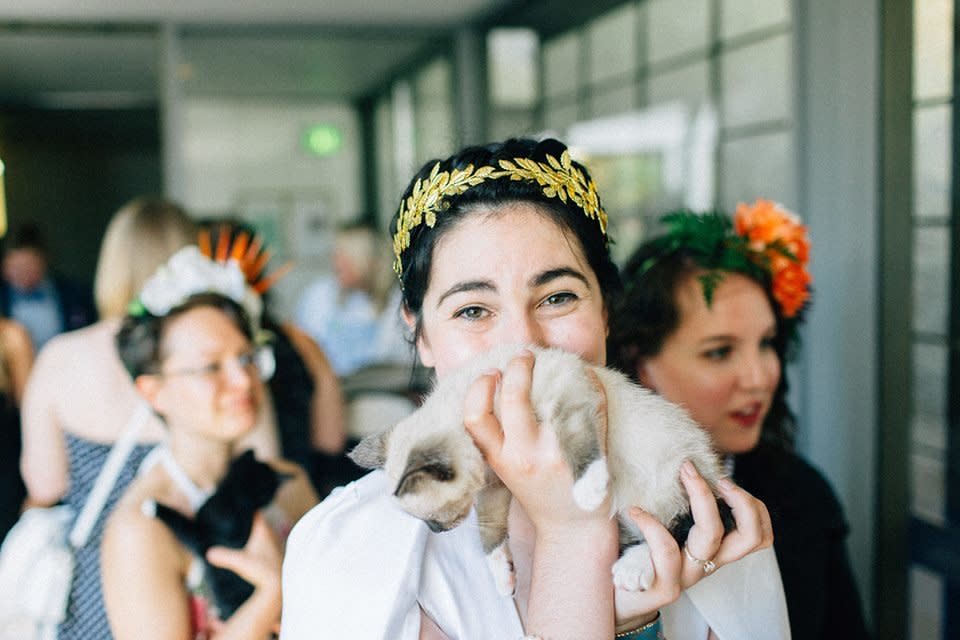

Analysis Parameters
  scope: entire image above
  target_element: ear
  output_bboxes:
[134,374,166,415]
[348,429,390,469]
[402,305,435,368]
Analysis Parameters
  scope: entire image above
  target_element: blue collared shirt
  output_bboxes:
[9,278,63,350]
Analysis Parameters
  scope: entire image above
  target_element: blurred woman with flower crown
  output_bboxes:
[101,245,316,640]
[610,200,869,639]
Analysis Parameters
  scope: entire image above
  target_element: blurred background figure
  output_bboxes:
[1,223,96,351]
[103,246,318,640]
[201,221,353,497]
[0,312,32,543]
[294,220,411,377]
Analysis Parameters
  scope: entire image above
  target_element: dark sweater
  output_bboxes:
[734,442,871,639]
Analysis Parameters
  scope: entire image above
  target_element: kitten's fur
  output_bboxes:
[350,345,725,595]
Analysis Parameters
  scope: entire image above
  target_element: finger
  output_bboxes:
[498,350,538,445]
[627,508,682,590]
[584,369,609,456]
[714,479,773,564]
[680,461,723,561]
[463,370,503,459]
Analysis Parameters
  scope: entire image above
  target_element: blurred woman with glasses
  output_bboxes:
[101,247,316,640]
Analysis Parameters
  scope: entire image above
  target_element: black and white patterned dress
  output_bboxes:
[57,433,153,640]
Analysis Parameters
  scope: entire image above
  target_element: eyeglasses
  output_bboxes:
[160,345,276,382]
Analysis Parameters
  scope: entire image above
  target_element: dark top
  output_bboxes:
[264,317,365,498]
[0,393,23,543]
[734,442,871,640]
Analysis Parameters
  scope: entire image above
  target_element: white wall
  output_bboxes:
[171,97,362,319]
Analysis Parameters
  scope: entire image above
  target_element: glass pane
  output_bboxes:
[544,100,580,135]
[914,0,954,100]
[647,0,711,65]
[911,342,947,524]
[720,0,790,41]
[586,3,638,84]
[719,130,796,212]
[912,342,947,448]
[488,28,540,108]
[720,33,793,129]
[912,226,950,335]
[589,84,637,119]
[913,105,951,218]
[910,565,944,640]
[648,61,710,108]
[544,31,580,99]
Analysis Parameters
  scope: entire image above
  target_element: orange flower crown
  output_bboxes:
[635,200,812,320]
[199,225,293,296]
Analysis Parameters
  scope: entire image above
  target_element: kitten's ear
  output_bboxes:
[349,429,390,469]
[394,447,455,498]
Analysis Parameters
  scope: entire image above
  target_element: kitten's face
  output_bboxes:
[350,409,486,532]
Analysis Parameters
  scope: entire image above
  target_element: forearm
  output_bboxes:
[526,522,619,640]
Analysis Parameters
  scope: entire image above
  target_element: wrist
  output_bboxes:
[615,612,662,639]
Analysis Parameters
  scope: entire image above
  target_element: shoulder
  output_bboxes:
[0,318,32,354]
[105,495,183,567]
[282,471,431,634]
[30,321,110,377]
[286,471,425,565]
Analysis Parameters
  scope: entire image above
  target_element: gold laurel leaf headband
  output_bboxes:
[392,149,608,277]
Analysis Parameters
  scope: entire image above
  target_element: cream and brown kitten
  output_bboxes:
[349,344,726,595]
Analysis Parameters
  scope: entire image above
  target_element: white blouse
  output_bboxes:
[280,471,791,640]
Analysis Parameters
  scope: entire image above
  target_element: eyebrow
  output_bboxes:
[530,267,591,289]
[436,280,496,307]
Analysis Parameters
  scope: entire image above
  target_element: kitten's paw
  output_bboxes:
[486,542,516,597]
[612,543,655,592]
[572,458,609,511]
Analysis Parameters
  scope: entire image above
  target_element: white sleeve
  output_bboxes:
[662,545,792,640]
[280,472,428,640]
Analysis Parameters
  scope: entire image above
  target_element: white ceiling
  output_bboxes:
[0,0,510,106]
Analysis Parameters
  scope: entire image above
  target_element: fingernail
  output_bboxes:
[482,368,501,378]
[681,460,696,477]
[718,477,735,492]
[629,507,645,519]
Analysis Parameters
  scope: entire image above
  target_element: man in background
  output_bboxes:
[0,224,96,350]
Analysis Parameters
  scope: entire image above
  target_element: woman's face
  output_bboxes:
[636,272,781,455]
[413,204,609,376]
[146,306,263,442]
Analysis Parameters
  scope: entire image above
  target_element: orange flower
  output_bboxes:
[771,261,812,318]
[734,199,812,318]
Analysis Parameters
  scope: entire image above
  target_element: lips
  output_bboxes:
[730,402,763,428]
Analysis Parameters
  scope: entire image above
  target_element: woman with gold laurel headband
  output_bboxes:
[281,139,787,640]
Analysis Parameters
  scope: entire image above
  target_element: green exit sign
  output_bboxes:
[302,124,342,156]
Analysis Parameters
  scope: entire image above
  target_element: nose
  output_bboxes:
[739,350,774,390]
[503,311,545,348]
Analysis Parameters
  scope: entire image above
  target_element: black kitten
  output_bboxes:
[154,450,289,618]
